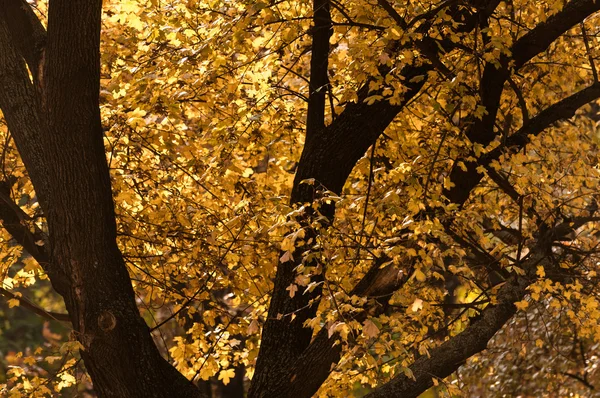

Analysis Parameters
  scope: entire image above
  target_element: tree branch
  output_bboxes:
[3,2,205,396]
[277,72,600,398]
[512,0,600,70]
[0,10,53,224]
[449,82,600,208]
[0,0,46,87]
[463,0,600,150]
[250,3,502,396]
[261,255,414,398]
[365,237,553,398]
[0,287,70,322]
[377,0,408,30]
[489,83,600,156]
[446,82,600,206]
[250,2,334,395]
[0,179,50,267]
[306,0,332,141]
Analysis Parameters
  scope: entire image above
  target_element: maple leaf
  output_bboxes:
[363,319,380,338]
[218,369,236,386]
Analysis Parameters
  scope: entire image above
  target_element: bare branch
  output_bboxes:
[0,287,70,322]
[508,77,530,123]
[377,0,408,30]
[581,22,598,82]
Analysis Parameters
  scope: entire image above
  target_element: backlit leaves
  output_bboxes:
[2,0,600,396]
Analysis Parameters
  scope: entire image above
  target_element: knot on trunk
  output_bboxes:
[98,310,117,332]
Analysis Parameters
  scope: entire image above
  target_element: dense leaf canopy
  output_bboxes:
[1,0,600,396]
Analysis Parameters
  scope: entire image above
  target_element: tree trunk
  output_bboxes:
[0,1,203,396]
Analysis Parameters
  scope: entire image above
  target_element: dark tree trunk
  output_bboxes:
[0,1,202,396]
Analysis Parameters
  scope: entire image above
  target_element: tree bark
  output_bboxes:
[0,2,203,396]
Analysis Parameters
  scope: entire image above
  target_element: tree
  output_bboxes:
[1,0,600,396]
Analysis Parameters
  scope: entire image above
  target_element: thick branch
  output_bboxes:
[249,3,334,395]
[276,55,600,398]
[364,6,600,394]
[0,0,46,86]
[365,237,552,398]
[446,0,600,205]
[0,179,50,267]
[377,0,408,29]
[259,255,413,398]
[490,83,600,154]
[512,0,600,69]
[464,0,600,149]
[3,2,204,396]
[0,11,54,236]
[250,3,502,396]
[446,83,600,205]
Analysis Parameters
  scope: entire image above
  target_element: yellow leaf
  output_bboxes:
[218,368,236,385]
[23,356,36,366]
[535,339,544,348]
[414,269,426,282]
[286,283,298,298]
[536,265,546,278]
[242,167,254,178]
[57,372,76,391]
[8,298,20,308]
[411,298,424,312]
[247,319,259,334]
[45,356,62,364]
[279,251,293,263]
[514,300,529,311]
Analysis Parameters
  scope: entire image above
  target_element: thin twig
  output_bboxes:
[0,287,70,322]
[581,22,598,83]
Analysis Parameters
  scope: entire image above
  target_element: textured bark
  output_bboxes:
[365,233,558,398]
[253,256,411,398]
[0,0,46,87]
[0,2,202,397]
[249,74,425,398]
[305,0,332,141]
[250,1,600,396]
[249,2,498,397]
[249,2,335,395]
